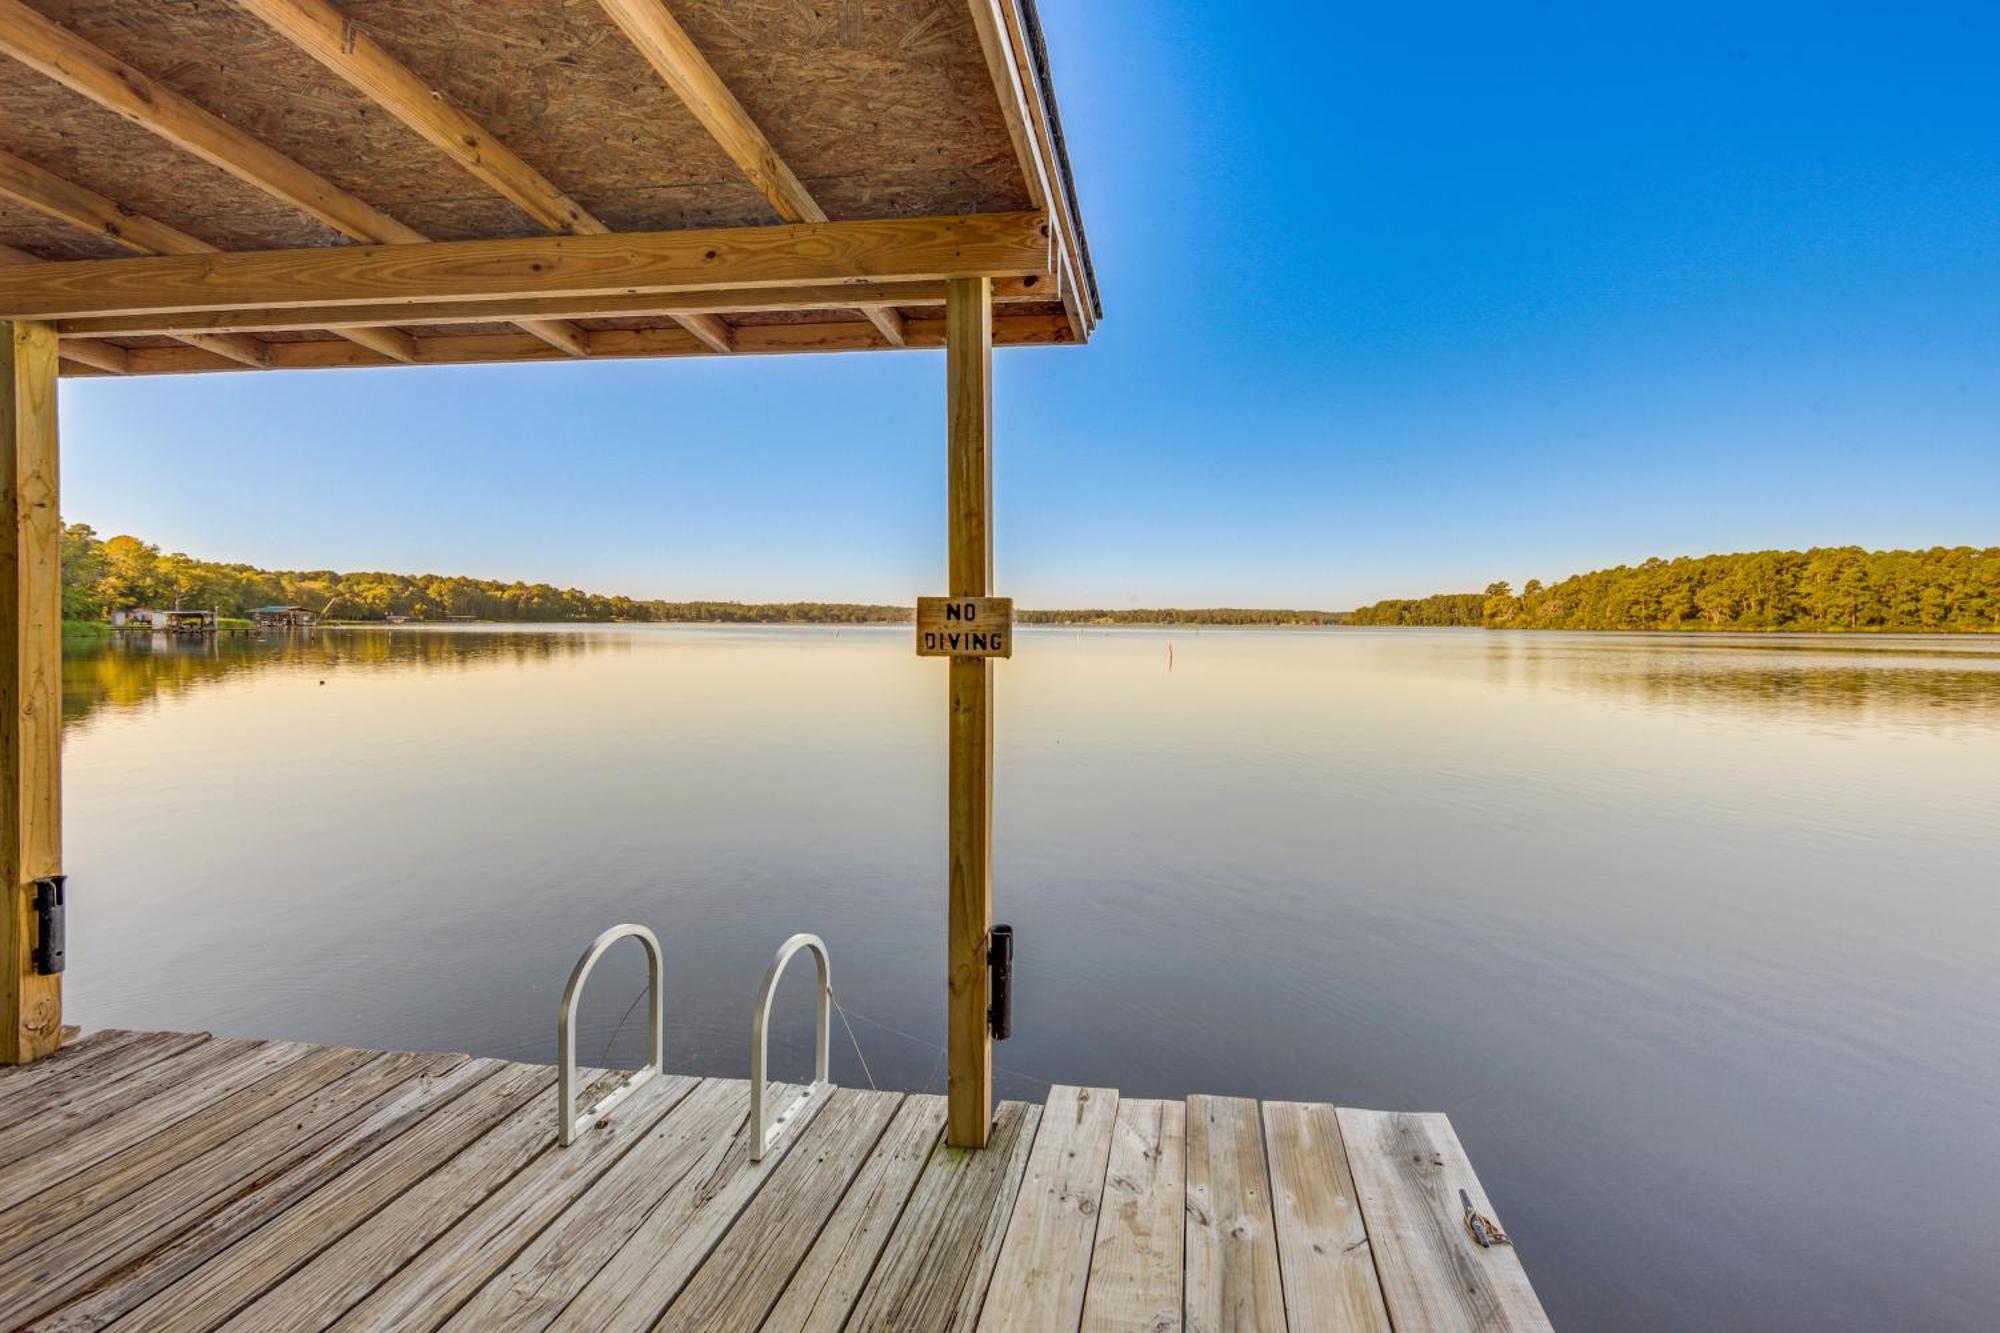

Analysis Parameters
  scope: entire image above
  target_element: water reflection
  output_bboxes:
[55,624,2000,1333]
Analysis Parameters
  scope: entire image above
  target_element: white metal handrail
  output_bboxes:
[749,933,833,1162]
[557,923,663,1147]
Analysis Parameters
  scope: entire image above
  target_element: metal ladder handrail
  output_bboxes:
[749,932,833,1162]
[557,923,663,1147]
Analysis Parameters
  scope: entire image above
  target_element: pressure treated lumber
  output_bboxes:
[327,1072,699,1330]
[56,276,1051,339]
[0,318,60,1064]
[1265,1099,1393,1332]
[845,1099,1040,1331]
[1,1031,1552,1330]
[978,1084,1120,1331]
[760,1093,949,1333]
[110,1062,552,1333]
[0,214,1052,322]
[0,145,399,365]
[1185,1093,1287,1332]
[945,275,997,1148]
[591,0,907,348]
[651,1089,904,1332]
[1080,1097,1185,1333]
[38,1056,497,1331]
[1337,1107,1554,1332]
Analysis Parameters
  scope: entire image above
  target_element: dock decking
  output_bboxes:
[0,1029,1549,1331]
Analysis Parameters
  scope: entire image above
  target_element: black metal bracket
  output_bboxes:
[32,875,65,976]
[986,924,1013,1041]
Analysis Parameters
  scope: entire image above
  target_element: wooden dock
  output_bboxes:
[0,1029,1550,1331]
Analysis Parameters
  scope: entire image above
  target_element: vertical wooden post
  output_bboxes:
[945,276,994,1147]
[1,319,62,1064]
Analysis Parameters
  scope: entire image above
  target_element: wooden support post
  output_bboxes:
[1,319,61,1064]
[946,276,994,1147]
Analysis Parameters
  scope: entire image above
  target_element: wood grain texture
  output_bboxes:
[1185,1094,1286,1333]
[0,1030,168,1123]
[1265,1100,1391,1333]
[107,1062,553,1333]
[56,276,1050,337]
[225,1066,644,1333]
[0,320,60,1064]
[541,1080,837,1331]
[654,1088,904,1332]
[437,1075,757,1331]
[0,1050,461,1325]
[1336,1109,1552,1333]
[33,1055,496,1331]
[594,0,824,226]
[978,1084,1120,1332]
[0,0,422,246]
[761,1093,948,1333]
[327,1071,700,1331]
[1081,1097,1185,1333]
[945,273,996,1148]
[0,1038,320,1217]
[845,1099,1041,1332]
[0,1032,258,1172]
[0,213,1053,321]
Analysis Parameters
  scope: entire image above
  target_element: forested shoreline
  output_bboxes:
[1352,547,1998,632]
[59,527,1998,632]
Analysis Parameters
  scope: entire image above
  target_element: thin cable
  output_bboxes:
[827,985,878,1091]
[597,982,648,1067]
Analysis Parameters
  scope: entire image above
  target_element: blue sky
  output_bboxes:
[57,1,1998,608]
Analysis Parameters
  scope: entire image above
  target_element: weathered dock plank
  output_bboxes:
[43,1058,516,1332]
[978,1083,1120,1332]
[219,1067,632,1333]
[759,1093,949,1333]
[1337,1108,1552,1333]
[0,1051,462,1325]
[0,1034,265,1172]
[1080,1097,1185,1333]
[0,1030,199,1131]
[326,1071,699,1331]
[844,1098,1042,1332]
[653,1088,904,1332]
[0,1040,347,1243]
[1265,1100,1392,1333]
[542,1080,839,1332]
[0,1030,1550,1333]
[1185,1093,1286,1333]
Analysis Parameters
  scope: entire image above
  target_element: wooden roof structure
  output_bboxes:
[0,0,1098,376]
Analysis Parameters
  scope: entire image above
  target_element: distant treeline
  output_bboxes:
[59,525,910,625]
[1351,547,1999,633]
[1017,608,1343,626]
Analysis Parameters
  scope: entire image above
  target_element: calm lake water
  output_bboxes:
[59,625,2000,1330]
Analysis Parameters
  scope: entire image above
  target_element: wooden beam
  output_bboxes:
[54,276,1053,339]
[235,0,597,236]
[0,213,1052,321]
[673,311,733,355]
[945,275,994,1148]
[0,0,419,245]
[63,313,1070,376]
[0,3,564,359]
[1,319,61,1064]
[53,338,128,375]
[594,0,822,224]
[0,147,397,366]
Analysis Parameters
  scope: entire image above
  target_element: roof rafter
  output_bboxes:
[55,276,1053,340]
[0,241,130,372]
[238,0,730,354]
[58,313,1073,378]
[0,213,1053,323]
[0,147,272,368]
[0,0,568,361]
[593,0,911,348]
